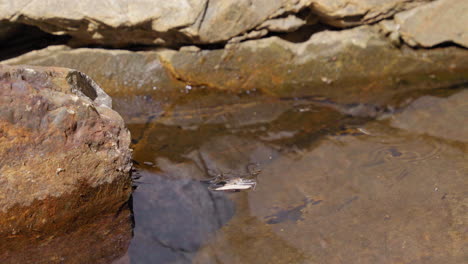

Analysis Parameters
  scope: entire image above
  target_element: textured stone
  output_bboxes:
[1,207,132,264]
[310,0,432,27]
[257,14,307,32]
[0,0,206,46]
[0,0,442,46]
[0,0,312,46]
[1,45,185,97]
[0,65,132,238]
[4,25,468,109]
[0,45,188,124]
[158,25,468,105]
[395,0,468,48]
[191,0,312,43]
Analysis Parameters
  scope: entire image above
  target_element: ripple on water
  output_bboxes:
[193,120,467,263]
[123,89,468,263]
[360,125,448,179]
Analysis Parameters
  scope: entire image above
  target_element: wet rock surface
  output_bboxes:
[0,65,132,243]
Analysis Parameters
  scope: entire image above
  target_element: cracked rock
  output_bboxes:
[0,64,132,238]
[394,0,468,48]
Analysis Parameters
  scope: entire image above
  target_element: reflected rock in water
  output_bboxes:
[127,169,235,264]
[0,207,132,264]
[196,135,281,177]
[390,89,468,143]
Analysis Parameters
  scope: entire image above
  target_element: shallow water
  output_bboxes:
[3,87,465,263]
[114,88,467,264]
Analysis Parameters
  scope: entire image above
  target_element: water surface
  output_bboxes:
[116,88,467,264]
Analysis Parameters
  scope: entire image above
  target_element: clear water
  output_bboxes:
[116,88,468,263]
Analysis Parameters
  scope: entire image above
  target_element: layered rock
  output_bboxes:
[394,0,468,48]
[4,24,467,111]
[1,46,185,97]
[157,25,468,105]
[0,65,132,238]
[0,0,310,46]
[1,46,187,123]
[310,0,432,27]
[0,0,447,47]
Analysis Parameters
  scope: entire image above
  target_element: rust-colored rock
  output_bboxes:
[0,206,132,264]
[158,25,468,105]
[4,25,468,110]
[0,65,132,239]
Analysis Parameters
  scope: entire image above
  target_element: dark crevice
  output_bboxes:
[393,42,467,53]
[275,23,338,43]
[66,38,227,52]
[405,41,467,50]
[296,6,320,24]
[63,26,467,53]
[340,14,367,24]
[0,24,70,61]
[1,16,464,58]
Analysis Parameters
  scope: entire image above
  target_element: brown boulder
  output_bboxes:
[0,65,132,239]
[1,208,132,264]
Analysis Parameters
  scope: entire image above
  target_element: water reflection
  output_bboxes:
[126,169,234,264]
[1,208,132,264]
[124,88,467,263]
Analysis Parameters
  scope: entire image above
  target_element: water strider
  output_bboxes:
[202,163,261,191]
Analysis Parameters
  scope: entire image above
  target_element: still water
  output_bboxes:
[114,88,467,264]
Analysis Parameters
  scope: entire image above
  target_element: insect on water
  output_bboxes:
[203,163,261,192]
